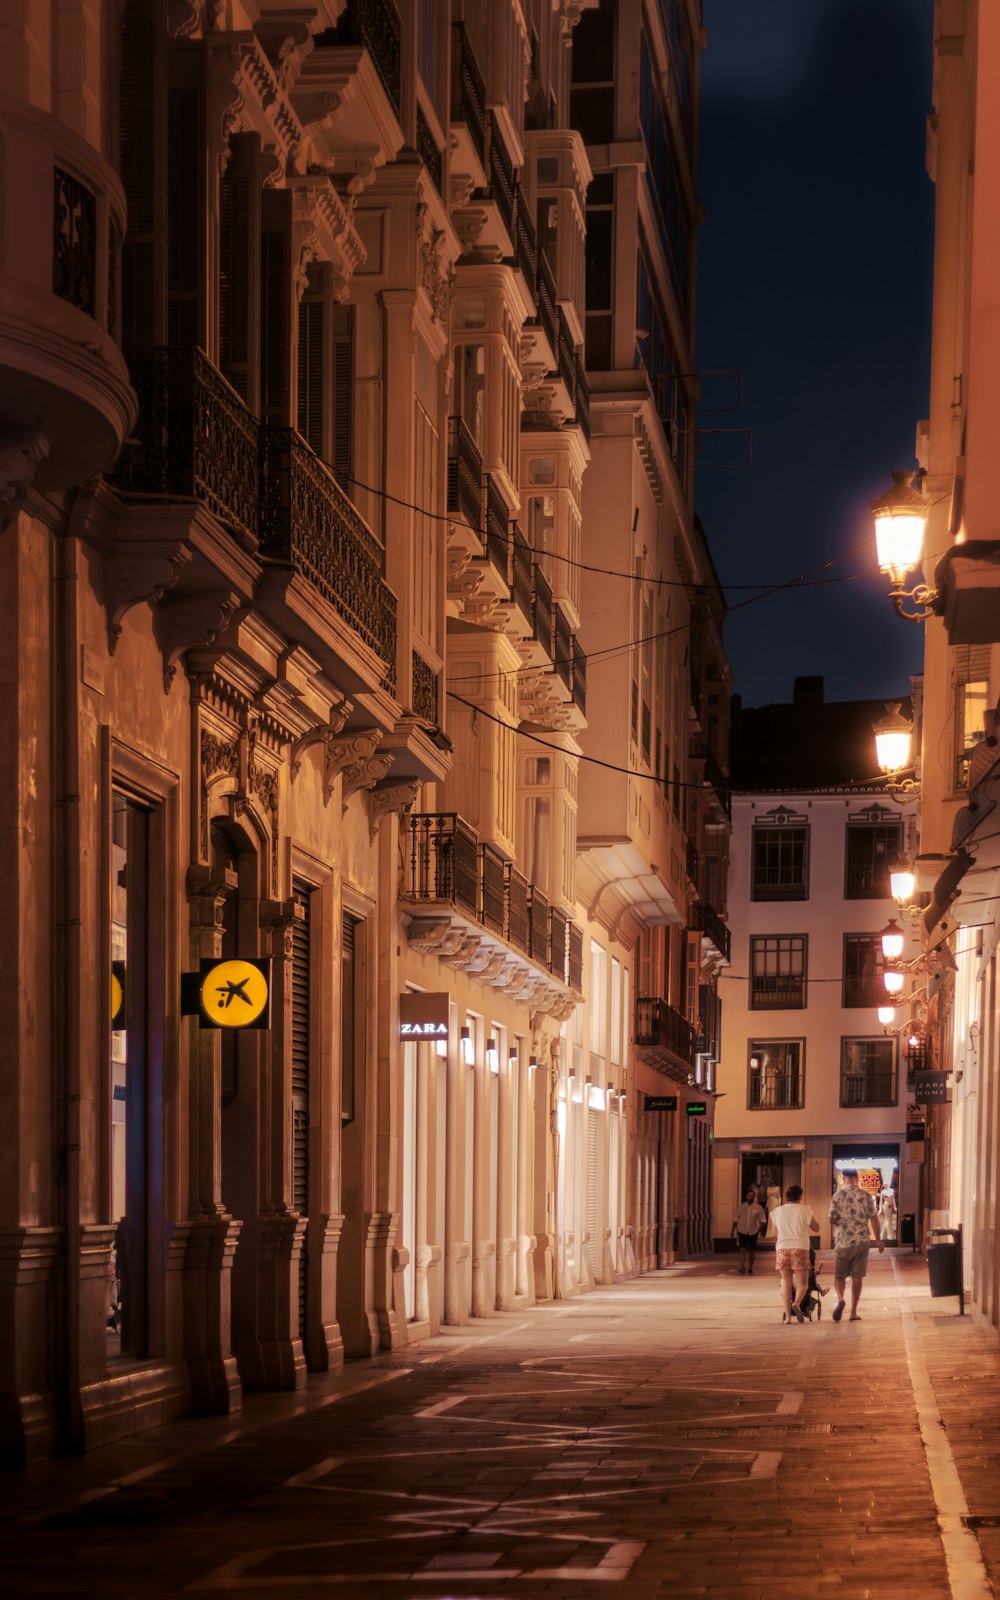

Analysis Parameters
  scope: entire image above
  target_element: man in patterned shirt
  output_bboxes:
[829,1168,884,1322]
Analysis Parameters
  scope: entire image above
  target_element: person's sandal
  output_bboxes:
[792,1302,805,1323]
[832,1300,846,1322]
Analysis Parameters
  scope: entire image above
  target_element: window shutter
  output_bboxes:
[166,80,201,350]
[260,191,291,425]
[331,305,353,488]
[297,290,325,456]
[219,136,257,403]
[120,4,155,354]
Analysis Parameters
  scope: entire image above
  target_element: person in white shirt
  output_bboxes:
[771,1184,820,1323]
[730,1189,767,1276]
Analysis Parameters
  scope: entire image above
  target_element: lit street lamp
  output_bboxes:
[873,703,913,776]
[889,861,917,905]
[872,470,939,622]
[880,918,905,961]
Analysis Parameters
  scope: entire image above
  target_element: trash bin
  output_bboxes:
[900,1212,915,1247]
[928,1237,960,1297]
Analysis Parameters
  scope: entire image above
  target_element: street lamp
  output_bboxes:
[873,703,913,776]
[880,918,905,961]
[882,965,905,996]
[877,1004,898,1028]
[889,861,917,906]
[872,470,938,622]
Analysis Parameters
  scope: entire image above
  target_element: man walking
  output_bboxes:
[829,1168,884,1321]
[731,1187,767,1275]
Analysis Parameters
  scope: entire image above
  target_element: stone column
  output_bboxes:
[443,1046,469,1325]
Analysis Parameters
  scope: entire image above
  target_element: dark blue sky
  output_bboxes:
[696,0,934,708]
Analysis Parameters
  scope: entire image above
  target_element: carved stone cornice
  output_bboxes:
[368,777,421,843]
[399,907,579,1021]
[156,591,241,691]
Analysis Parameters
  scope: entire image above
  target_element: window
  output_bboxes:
[589,940,608,1061]
[841,1038,897,1107]
[956,677,989,791]
[750,935,807,1009]
[748,1040,803,1110]
[844,818,903,898]
[454,342,485,445]
[752,823,809,900]
[843,934,883,1008]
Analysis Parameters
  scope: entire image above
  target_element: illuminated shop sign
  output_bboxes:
[399,991,450,1042]
[686,1101,708,1116]
[914,1070,951,1105]
[645,1094,677,1113]
[111,961,126,1030]
[181,958,272,1030]
[834,1156,899,1170]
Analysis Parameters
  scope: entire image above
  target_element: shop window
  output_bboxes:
[841,1038,897,1107]
[109,791,152,1359]
[750,935,807,1010]
[842,934,882,1008]
[751,823,809,901]
[747,1040,803,1110]
[844,818,902,898]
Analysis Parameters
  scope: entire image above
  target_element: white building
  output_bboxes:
[712,680,919,1250]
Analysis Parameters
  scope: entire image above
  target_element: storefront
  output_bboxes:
[739,1145,804,1242]
[832,1144,901,1244]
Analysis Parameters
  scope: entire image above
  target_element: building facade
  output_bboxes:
[0,0,725,1466]
[713,682,918,1250]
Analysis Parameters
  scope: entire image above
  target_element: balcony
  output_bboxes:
[450,22,487,179]
[416,105,443,193]
[401,814,579,1016]
[532,564,554,659]
[571,637,587,717]
[485,475,510,581]
[513,192,537,298]
[532,247,559,368]
[549,905,569,983]
[568,922,583,993]
[0,98,135,491]
[509,523,533,624]
[113,346,261,545]
[554,603,573,693]
[692,901,732,964]
[312,0,402,124]
[749,1074,803,1111]
[841,1073,897,1108]
[411,650,439,723]
[686,838,700,890]
[697,747,732,820]
[447,415,483,530]
[463,112,517,259]
[635,997,696,1078]
[260,425,397,694]
[557,307,577,409]
[574,354,591,443]
[750,975,805,1010]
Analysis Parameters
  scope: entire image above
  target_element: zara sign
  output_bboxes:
[399,991,450,1042]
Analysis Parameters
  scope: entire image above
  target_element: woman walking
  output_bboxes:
[771,1184,820,1323]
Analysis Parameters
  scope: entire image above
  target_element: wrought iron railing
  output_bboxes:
[843,975,884,1009]
[402,813,478,917]
[700,747,731,818]
[53,166,97,317]
[686,839,699,887]
[750,975,805,1010]
[557,307,576,404]
[505,864,530,953]
[486,112,515,241]
[416,104,442,191]
[514,190,537,289]
[481,845,505,935]
[113,346,261,546]
[635,997,696,1065]
[411,650,438,723]
[532,563,553,657]
[450,22,486,170]
[485,476,509,579]
[554,603,572,691]
[568,922,583,993]
[549,906,569,983]
[571,637,586,714]
[511,523,532,619]
[574,352,590,442]
[528,884,550,966]
[535,247,558,359]
[261,426,397,693]
[749,1074,803,1111]
[844,861,892,899]
[841,1073,897,1108]
[691,901,731,964]
[447,414,483,530]
[326,0,402,119]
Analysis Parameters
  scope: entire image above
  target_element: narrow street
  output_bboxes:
[2,1256,997,1599]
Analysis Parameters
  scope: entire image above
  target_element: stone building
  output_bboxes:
[0,0,725,1465]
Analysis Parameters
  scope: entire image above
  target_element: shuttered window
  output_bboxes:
[166,79,201,349]
[331,306,353,487]
[260,191,290,425]
[219,135,258,404]
[341,912,358,1124]
[291,882,312,1353]
[119,3,155,354]
[297,291,325,456]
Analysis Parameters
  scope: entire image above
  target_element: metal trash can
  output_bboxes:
[927,1237,960,1297]
[900,1212,915,1247]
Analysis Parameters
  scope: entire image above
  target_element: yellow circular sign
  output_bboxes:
[202,959,269,1028]
[110,970,124,1024]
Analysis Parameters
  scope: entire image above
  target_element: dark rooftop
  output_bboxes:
[729,675,913,792]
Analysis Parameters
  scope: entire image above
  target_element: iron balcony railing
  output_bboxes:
[113,346,261,545]
[568,921,583,993]
[535,247,558,359]
[749,1074,803,1111]
[514,189,537,290]
[554,603,573,691]
[532,563,553,658]
[447,414,483,530]
[528,884,549,966]
[485,112,516,241]
[485,475,509,579]
[325,0,402,119]
[450,22,486,170]
[549,905,569,983]
[750,974,806,1010]
[481,844,505,935]
[402,813,478,918]
[686,839,700,888]
[692,901,731,964]
[511,523,532,620]
[700,747,731,819]
[557,306,576,404]
[841,1073,897,1108]
[261,425,397,694]
[635,998,696,1066]
[571,637,587,715]
[411,650,438,723]
[844,860,892,898]
[574,352,590,442]
[843,974,884,1009]
[416,104,442,192]
[505,863,530,953]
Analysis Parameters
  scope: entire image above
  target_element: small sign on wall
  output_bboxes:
[400,991,450,1042]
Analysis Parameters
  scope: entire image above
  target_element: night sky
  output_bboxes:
[695,0,935,709]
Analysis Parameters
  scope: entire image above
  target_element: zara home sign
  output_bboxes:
[399,991,450,1043]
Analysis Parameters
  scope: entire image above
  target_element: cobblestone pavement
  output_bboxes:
[2,1255,998,1599]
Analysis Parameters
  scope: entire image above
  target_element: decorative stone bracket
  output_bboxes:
[289,696,354,786]
[155,591,241,691]
[401,914,578,1021]
[325,728,393,811]
[368,777,421,844]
